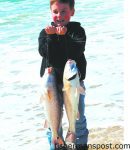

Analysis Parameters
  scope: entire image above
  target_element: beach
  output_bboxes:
[88,125,124,149]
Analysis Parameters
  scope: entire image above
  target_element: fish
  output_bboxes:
[63,59,85,144]
[40,67,64,146]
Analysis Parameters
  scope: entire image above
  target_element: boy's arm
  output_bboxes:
[38,29,58,57]
[66,26,86,60]
[38,26,67,58]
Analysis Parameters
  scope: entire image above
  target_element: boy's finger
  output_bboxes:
[45,28,48,33]
[56,27,60,33]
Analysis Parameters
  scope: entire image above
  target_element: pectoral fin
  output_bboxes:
[47,90,52,101]
[43,119,50,128]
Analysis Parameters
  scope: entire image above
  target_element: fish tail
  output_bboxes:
[52,136,65,148]
[65,131,76,144]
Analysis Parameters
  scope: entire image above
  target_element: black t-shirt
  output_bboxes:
[38,21,87,82]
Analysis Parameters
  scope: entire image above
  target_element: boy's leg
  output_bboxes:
[75,82,89,149]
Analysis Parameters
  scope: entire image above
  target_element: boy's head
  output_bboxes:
[50,0,75,26]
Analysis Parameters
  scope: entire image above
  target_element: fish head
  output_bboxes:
[63,60,85,95]
[64,59,78,80]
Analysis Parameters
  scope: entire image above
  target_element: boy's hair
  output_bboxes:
[50,0,75,9]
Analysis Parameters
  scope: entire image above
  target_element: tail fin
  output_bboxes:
[52,136,64,148]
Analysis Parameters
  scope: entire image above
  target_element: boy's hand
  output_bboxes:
[45,26,56,34]
[56,26,67,35]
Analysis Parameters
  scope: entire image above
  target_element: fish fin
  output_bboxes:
[52,136,64,146]
[57,137,64,145]
[43,119,50,128]
[40,91,52,102]
[47,90,52,101]
[65,131,76,144]
[78,86,86,95]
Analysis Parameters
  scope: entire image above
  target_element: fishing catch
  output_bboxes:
[63,59,85,144]
[40,67,64,146]
[40,60,85,148]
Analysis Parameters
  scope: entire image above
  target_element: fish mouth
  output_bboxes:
[67,59,75,64]
[67,73,77,81]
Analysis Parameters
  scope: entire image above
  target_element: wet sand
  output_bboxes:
[88,125,124,150]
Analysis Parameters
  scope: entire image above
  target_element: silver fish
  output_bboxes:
[40,67,64,146]
[63,59,85,144]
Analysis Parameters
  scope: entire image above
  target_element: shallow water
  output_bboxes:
[0,0,124,149]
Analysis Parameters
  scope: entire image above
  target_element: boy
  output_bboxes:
[38,0,88,149]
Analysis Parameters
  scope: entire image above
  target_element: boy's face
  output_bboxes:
[51,2,74,26]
